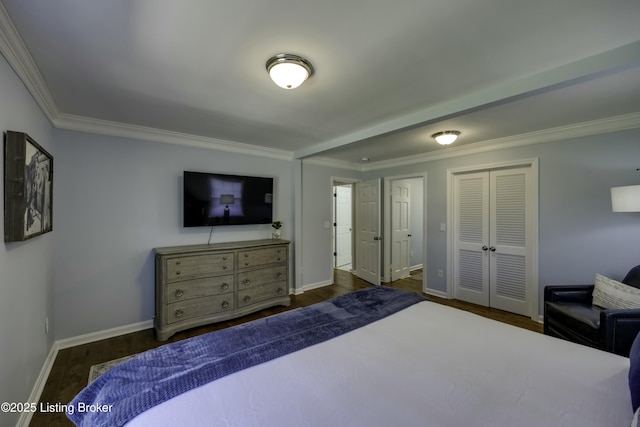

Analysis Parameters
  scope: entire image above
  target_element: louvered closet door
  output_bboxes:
[489,168,530,316]
[453,167,531,316]
[453,172,490,306]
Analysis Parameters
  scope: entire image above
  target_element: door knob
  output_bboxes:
[482,246,489,251]
[490,246,496,252]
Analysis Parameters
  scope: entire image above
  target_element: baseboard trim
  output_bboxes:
[17,319,155,426]
[16,342,59,427]
[56,319,154,350]
[293,280,333,295]
[423,288,449,299]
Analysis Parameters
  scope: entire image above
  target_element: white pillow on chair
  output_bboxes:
[592,273,640,310]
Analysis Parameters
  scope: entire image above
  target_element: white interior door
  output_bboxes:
[335,185,352,268]
[355,179,381,285]
[391,179,411,281]
[453,172,490,306]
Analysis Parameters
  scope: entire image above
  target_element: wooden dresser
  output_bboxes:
[154,239,290,340]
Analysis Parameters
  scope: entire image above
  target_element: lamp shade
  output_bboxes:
[611,185,640,212]
[266,54,313,89]
[220,194,235,205]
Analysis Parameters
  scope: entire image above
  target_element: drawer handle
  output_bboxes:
[277,287,284,294]
[276,273,283,279]
[244,262,249,266]
[244,295,251,303]
[277,257,281,261]
[221,301,229,309]
[175,260,181,265]
[176,271,181,275]
[243,279,251,285]
[223,265,228,270]
[223,256,227,261]
[174,289,184,298]
[174,309,184,318]
[244,253,249,258]
[221,282,229,291]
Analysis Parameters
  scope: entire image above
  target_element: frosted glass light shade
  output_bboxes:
[266,54,313,89]
[220,194,235,205]
[432,130,460,145]
[611,185,640,212]
[269,63,309,89]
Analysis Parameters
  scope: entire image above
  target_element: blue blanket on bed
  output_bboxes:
[67,286,426,427]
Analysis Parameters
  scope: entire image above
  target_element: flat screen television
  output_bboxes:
[183,171,274,227]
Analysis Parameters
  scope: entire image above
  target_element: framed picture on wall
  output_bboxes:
[4,130,53,242]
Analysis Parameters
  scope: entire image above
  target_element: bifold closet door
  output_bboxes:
[488,168,529,315]
[453,172,490,307]
[453,167,531,316]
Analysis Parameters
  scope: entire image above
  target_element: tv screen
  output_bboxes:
[183,171,274,227]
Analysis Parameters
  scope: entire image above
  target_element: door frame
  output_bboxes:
[332,182,353,270]
[330,176,360,276]
[383,173,427,288]
[446,158,539,320]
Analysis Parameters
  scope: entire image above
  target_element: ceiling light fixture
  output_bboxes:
[432,130,461,145]
[266,54,314,89]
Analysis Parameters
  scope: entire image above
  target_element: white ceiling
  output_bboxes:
[1,0,639,167]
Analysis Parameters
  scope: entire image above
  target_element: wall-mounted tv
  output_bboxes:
[183,171,274,227]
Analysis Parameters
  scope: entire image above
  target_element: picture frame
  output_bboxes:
[4,130,53,242]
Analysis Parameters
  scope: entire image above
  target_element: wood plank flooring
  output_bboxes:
[29,269,542,426]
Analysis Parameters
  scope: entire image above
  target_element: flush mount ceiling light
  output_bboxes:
[432,130,461,145]
[266,53,314,89]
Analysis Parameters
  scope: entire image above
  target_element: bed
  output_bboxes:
[68,287,636,426]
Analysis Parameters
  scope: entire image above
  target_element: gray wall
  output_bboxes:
[365,130,640,309]
[299,161,361,288]
[0,55,55,427]
[52,130,295,339]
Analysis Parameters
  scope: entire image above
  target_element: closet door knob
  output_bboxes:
[482,246,489,251]
[490,246,496,252]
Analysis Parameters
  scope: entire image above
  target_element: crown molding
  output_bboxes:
[0,2,58,122]
[359,112,640,172]
[54,113,294,161]
[2,4,638,167]
[302,156,362,171]
[0,4,293,161]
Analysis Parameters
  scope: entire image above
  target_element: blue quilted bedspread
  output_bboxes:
[67,286,426,427]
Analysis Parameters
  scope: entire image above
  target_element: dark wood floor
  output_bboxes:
[30,269,542,426]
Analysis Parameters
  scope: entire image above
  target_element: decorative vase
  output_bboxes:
[272,229,281,240]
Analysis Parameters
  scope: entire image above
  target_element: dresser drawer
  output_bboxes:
[165,253,234,281]
[237,282,287,308]
[238,266,287,289]
[166,275,234,303]
[166,294,234,324]
[238,246,287,269]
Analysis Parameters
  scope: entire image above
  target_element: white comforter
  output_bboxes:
[126,301,632,426]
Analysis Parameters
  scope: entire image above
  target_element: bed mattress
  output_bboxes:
[125,301,632,426]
